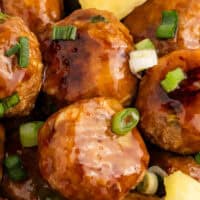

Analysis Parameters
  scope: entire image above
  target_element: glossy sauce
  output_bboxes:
[0,119,64,200]
[169,68,200,104]
[39,98,149,200]
[150,145,200,183]
[0,24,26,98]
[42,9,137,106]
[137,50,200,154]
[1,0,63,34]
[124,0,200,56]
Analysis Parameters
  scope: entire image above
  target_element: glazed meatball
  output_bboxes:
[38,98,149,200]
[42,9,137,107]
[150,147,200,183]
[124,0,200,56]
[0,125,5,181]
[1,0,63,35]
[0,16,43,117]
[136,49,200,154]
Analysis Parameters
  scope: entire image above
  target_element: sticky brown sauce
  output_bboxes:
[169,68,200,105]
[0,96,64,199]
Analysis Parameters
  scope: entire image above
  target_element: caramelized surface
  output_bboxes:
[124,0,200,56]
[1,0,63,34]
[42,9,137,107]
[39,98,149,200]
[0,16,43,116]
[150,146,200,183]
[137,49,200,154]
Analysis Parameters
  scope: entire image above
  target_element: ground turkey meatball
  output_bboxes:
[136,49,200,154]
[38,98,149,200]
[1,0,63,35]
[0,16,43,117]
[150,146,200,183]
[42,9,137,107]
[124,0,200,56]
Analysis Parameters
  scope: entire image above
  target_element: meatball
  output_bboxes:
[136,49,200,154]
[38,98,149,200]
[150,146,200,183]
[42,9,137,107]
[124,0,200,56]
[0,124,5,181]
[1,0,63,35]
[0,16,43,117]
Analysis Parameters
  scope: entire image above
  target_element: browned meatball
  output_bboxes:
[0,125,5,181]
[124,0,200,56]
[38,98,149,200]
[150,147,200,183]
[0,16,43,117]
[136,49,200,154]
[41,9,137,107]
[1,0,63,35]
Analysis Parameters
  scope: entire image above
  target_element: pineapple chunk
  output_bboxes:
[164,171,200,200]
[79,0,147,19]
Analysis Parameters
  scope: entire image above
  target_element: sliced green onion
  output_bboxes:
[19,37,29,67]
[195,153,200,164]
[136,171,159,195]
[148,165,167,196]
[52,25,77,41]
[0,103,5,118]
[0,12,8,22]
[135,39,155,50]
[3,93,20,110]
[0,93,20,117]
[160,68,186,93]
[90,15,107,23]
[111,108,140,135]
[156,10,178,39]
[5,43,20,57]
[148,166,168,178]
[20,121,44,147]
[129,50,158,74]
[8,167,27,181]
[4,155,21,170]
[4,154,27,182]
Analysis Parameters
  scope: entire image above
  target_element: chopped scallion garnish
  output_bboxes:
[52,25,77,41]
[8,167,27,181]
[111,108,140,135]
[4,155,21,170]
[19,37,29,67]
[0,12,8,22]
[90,15,107,23]
[5,43,20,57]
[136,171,159,195]
[129,50,158,74]
[0,103,5,118]
[135,39,155,50]
[4,155,27,182]
[3,93,20,110]
[0,93,20,117]
[20,121,44,147]
[156,10,178,39]
[160,68,186,93]
[195,153,200,165]
[148,166,168,178]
